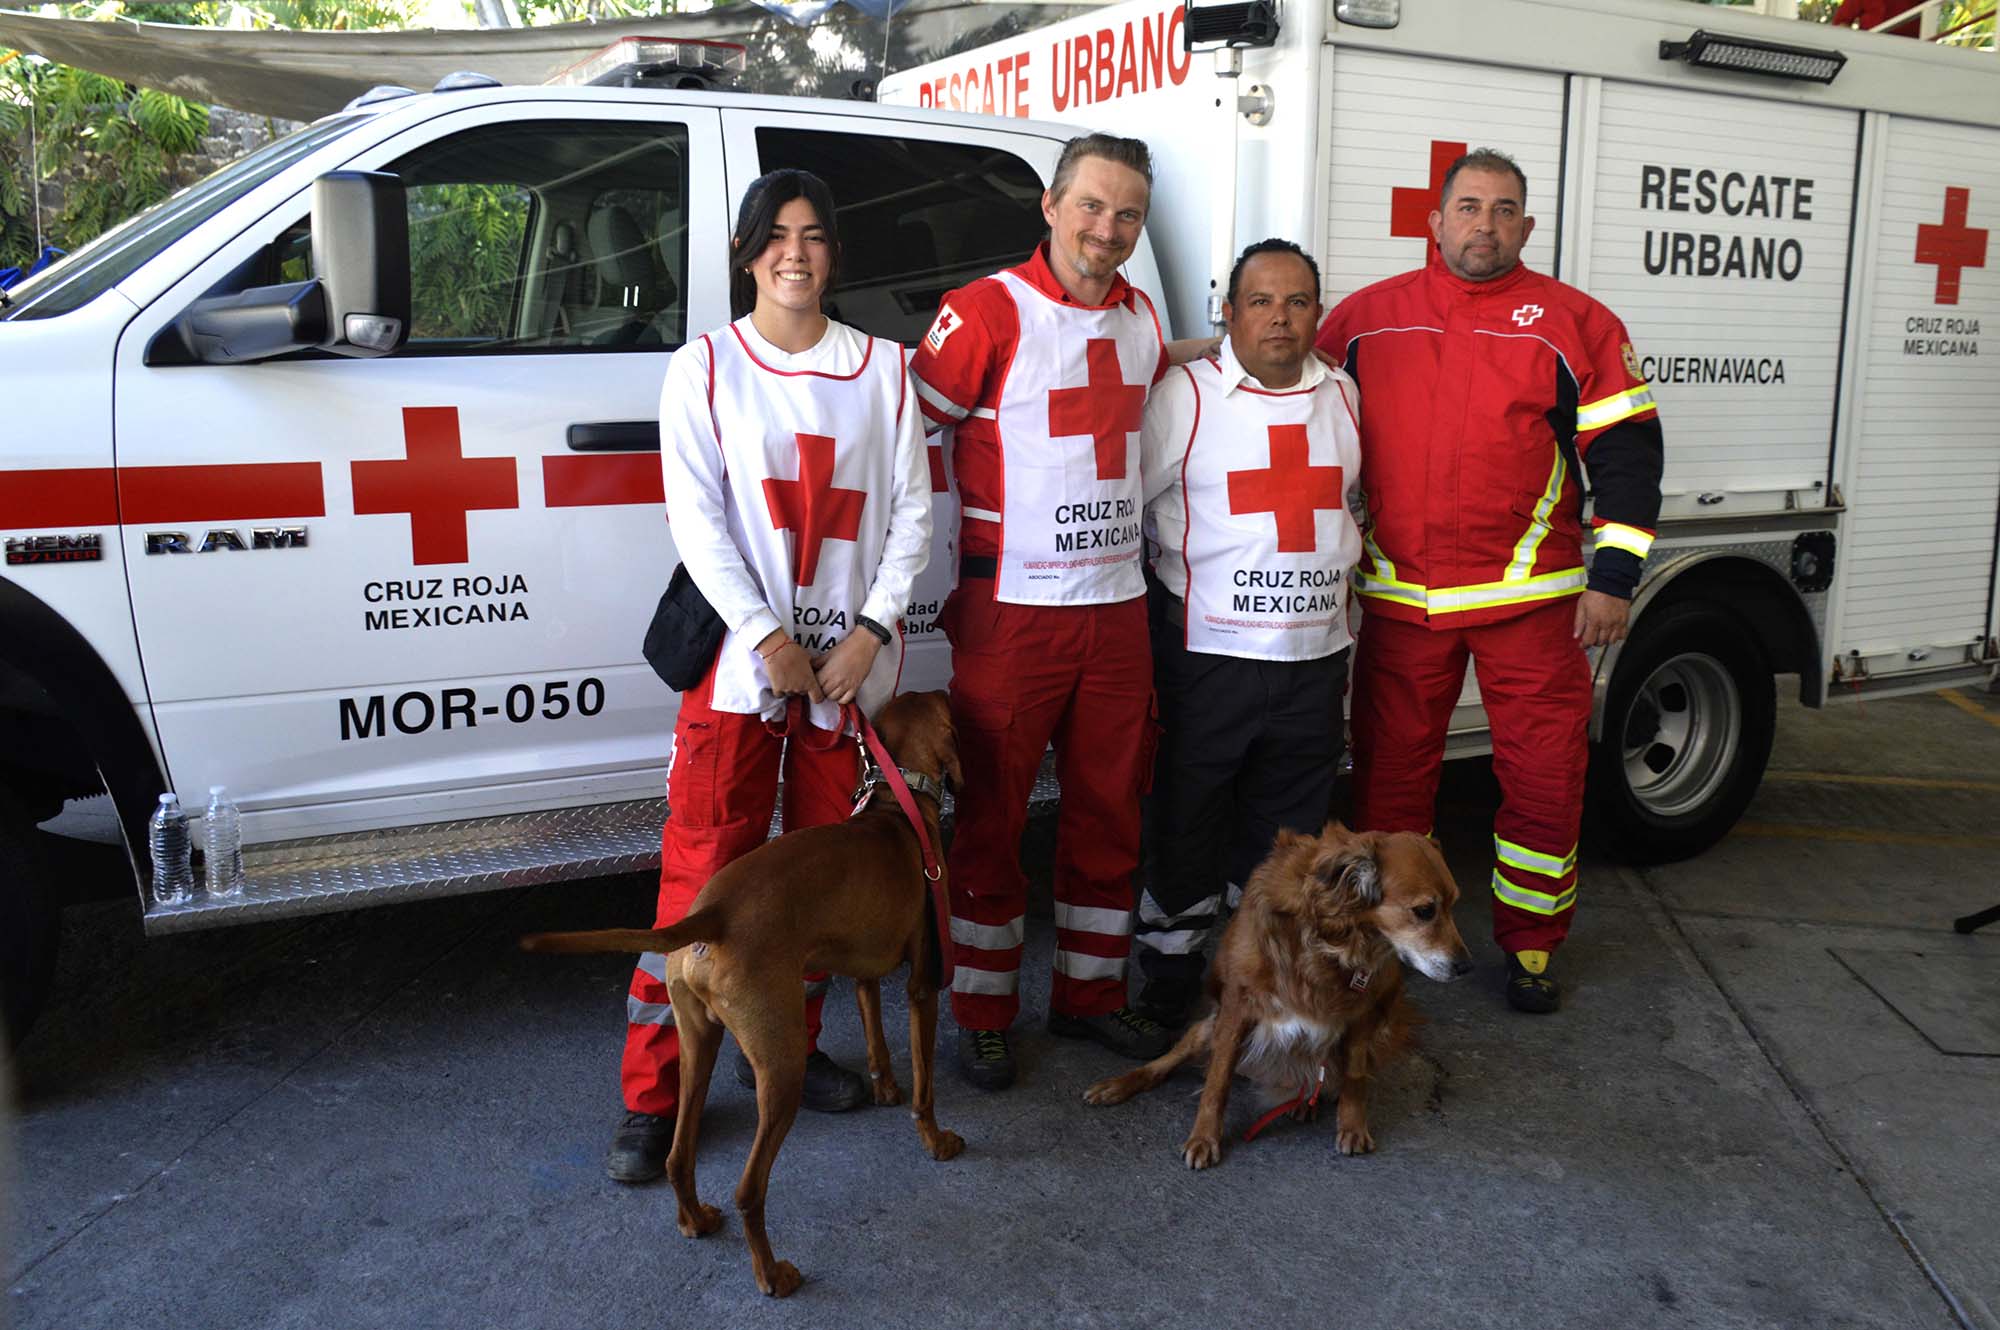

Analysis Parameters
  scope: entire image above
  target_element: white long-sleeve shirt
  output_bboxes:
[658,316,930,722]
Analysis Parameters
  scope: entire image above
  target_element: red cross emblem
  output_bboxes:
[1227,425,1343,554]
[351,406,518,565]
[1512,304,1545,327]
[763,433,866,587]
[1047,339,1147,481]
[1390,139,1468,240]
[1915,186,1988,306]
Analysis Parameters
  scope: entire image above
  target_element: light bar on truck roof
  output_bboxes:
[1659,29,1847,84]
[545,37,748,91]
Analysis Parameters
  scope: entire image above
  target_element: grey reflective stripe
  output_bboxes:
[1052,902,1133,937]
[951,967,1018,995]
[950,915,1026,950]
[1054,949,1125,981]
[637,951,669,983]
[1138,889,1222,928]
[627,995,676,1027]
[1134,927,1209,956]
[803,978,830,998]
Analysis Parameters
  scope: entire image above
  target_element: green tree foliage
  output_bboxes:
[0,55,210,274]
[405,181,531,340]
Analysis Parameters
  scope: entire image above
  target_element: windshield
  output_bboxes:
[2,114,370,322]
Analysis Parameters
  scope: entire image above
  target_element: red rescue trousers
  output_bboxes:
[1349,598,1591,955]
[944,584,1155,1031]
[621,657,859,1116]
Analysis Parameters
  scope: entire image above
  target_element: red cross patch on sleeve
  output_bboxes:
[925,303,962,353]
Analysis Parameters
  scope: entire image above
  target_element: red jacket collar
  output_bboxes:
[1423,244,1535,301]
[1012,241,1140,312]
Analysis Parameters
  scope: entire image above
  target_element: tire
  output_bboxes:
[1,787,61,1048]
[1587,600,1775,866]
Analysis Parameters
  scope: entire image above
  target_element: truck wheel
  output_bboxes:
[1587,601,1775,865]
[1,789,60,1047]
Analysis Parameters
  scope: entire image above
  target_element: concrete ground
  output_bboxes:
[4,686,1997,1329]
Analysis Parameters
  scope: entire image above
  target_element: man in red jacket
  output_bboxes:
[1315,148,1663,1012]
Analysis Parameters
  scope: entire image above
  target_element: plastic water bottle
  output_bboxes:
[148,793,194,905]
[203,785,244,898]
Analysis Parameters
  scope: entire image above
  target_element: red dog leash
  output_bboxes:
[773,699,952,987]
[1242,1063,1327,1144]
[849,705,953,990]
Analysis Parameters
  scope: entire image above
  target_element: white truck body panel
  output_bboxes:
[2,87,1115,870]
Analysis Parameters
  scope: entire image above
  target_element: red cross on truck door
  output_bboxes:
[352,406,519,566]
[1227,425,1343,553]
[764,433,867,586]
[1915,187,1989,306]
[1048,338,1148,480]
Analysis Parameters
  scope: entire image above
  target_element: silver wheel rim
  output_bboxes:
[1620,651,1741,820]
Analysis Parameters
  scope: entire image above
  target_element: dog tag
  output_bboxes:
[849,774,878,819]
[1349,969,1371,992]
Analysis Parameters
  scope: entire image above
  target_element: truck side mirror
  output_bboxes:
[152,169,412,367]
[165,281,330,365]
[313,170,410,358]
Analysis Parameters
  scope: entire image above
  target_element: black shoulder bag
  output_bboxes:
[641,563,727,691]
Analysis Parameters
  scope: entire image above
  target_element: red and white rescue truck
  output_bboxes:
[891,0,2000,846]
[0,4,1994,1037]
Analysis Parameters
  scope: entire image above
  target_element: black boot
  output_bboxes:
[605,1109,672,1184]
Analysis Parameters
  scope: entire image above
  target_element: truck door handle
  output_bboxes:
[566,421,660,452]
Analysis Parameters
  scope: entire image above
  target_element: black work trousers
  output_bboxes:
[1136,600,1349,989]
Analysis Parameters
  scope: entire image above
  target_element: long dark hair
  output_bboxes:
[729,168,842,320]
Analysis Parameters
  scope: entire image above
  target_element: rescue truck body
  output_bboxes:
[0,77,1163,1037]
[889,0,2000,856]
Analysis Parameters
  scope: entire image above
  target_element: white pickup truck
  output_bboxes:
[0,62,1153,1039]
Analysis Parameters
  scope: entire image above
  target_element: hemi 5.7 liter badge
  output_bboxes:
[6,533,103,565]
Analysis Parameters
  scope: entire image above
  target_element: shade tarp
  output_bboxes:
[0,1,1095,122]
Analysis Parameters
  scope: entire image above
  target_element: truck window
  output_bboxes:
[753,127,1047,343]
[375,120,690,355]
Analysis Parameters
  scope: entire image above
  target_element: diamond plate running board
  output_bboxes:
[142,754,1065,937]
[142,798,670,935]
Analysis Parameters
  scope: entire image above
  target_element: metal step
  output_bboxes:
[142,754,1066,936]
[143,798,669,935]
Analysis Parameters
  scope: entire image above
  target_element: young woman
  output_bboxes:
[608,169,932,1183]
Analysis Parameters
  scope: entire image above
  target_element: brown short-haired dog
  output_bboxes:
[521,691,964,1298]
[1085,823,1471,1167]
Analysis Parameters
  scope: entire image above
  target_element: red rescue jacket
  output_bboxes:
[1315,249,1664,629]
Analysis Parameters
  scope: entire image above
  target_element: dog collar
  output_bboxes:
[895,767,947,806]
[852,766,946,812]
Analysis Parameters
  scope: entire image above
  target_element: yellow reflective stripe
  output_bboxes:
[1363,530,1399,583]
[1494,835,1577,880]
[1594,522,1655,559]
[1355,531,1427,606]
[1428,567,1585,612]
[1355,566,1587,613]
[1491,869,1577,916]
[1576,384,1656,432]
[1506,451,1568,581]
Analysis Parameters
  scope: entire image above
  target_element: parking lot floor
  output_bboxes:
[5,686,1996,1329]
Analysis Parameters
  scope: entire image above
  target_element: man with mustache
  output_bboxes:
[1315,148,1664,1013]
[1131,238,1364,1027]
